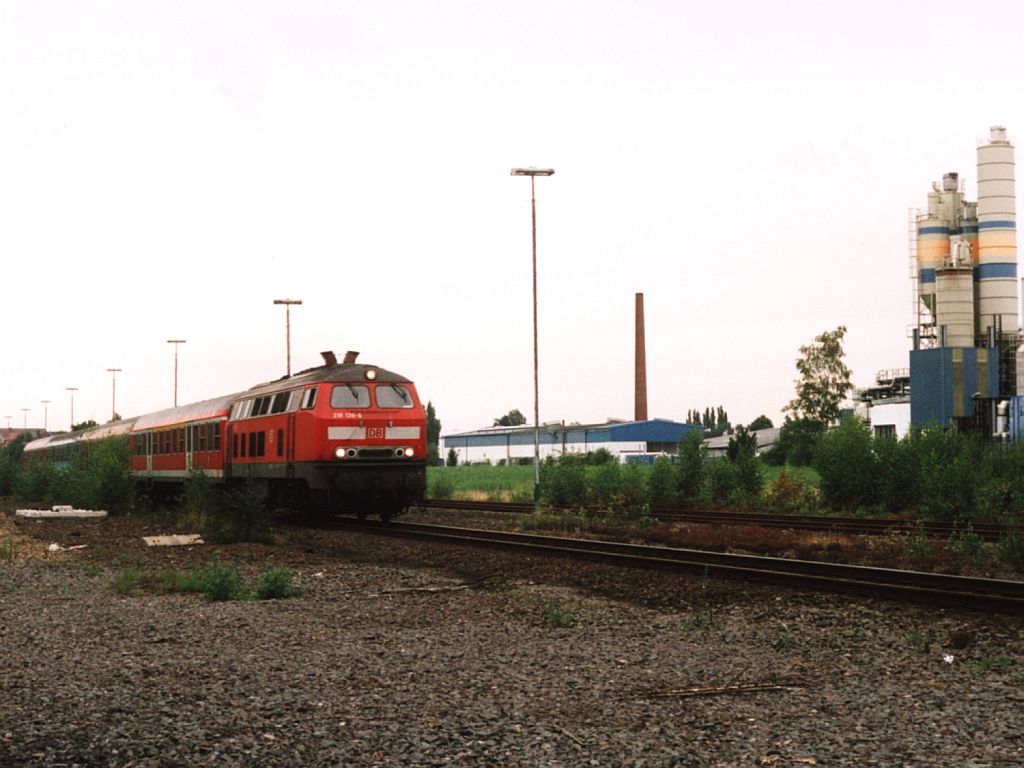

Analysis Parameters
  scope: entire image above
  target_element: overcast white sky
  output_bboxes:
[3,0,1024,435]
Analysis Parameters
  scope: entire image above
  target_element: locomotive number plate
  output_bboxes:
[367,427,385,439]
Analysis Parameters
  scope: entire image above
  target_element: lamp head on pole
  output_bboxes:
[510,167,555,177]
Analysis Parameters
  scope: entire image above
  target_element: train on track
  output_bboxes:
[22,351,427,520]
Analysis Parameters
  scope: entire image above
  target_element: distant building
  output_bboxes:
[703,427,781,458]
[441,418,699,465]
[853,369,911,439]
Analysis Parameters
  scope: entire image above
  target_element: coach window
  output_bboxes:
[178,428,185,453]
[300,387,317,409]
[330,385,370,408]
[376,384,414,409]
[214,423,221,451]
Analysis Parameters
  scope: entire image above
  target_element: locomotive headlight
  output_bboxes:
[403,447,414,458]
[365,369,377,380]
[335,447,346,459]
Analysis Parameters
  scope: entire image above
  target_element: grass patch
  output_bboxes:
[255,566,306,599]
[542,600,576,628]
[0,539,15,562]
[112,561,306,602]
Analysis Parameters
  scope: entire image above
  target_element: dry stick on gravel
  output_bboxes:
[645,682,805,699]
[376,574,499,595]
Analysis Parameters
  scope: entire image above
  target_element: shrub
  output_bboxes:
[676,431,706,504]
[428,472,455,500]
[647,456,677,507]
[198,561,246,601]
[586,448,616,466]
[589,461,622,507]
[255,567,305,600]
[203,481,274,544]
[763,468,819,514]
[706,459,738,507]
[542,600,576,628]
[540,454,587,507]
[813,417,878,511]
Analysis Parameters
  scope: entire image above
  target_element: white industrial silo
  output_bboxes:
[976,126,1018,338]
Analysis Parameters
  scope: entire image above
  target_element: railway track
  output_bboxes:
[415,499,1010,541]
[338,518,1024,612]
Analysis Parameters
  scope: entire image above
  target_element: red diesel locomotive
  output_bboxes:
[24,351,427,520]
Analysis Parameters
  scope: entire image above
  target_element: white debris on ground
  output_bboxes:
[141,534,204,547]
[16,506,108,519]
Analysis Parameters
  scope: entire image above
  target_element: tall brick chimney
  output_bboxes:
[635,292,648,421]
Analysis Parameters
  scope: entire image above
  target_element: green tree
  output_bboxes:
[446,447,458,467]
[747,414,774,431]
[768,416,826,467]
[425,401,441,465]
[494,409,527,427]
[785,326,852,425]
[676,430,706,504]
[813,416,879,511]
[726,425,757,462]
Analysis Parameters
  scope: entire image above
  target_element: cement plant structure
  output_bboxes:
[863,126,1024,439]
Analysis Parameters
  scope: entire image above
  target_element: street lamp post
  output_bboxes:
[510,166,555,506]
[21,408,29,429]
[273,299,303,377]
[107,368,122,421]
[167,340,186,406]
[66,387,78,430]
[41,400,51,432]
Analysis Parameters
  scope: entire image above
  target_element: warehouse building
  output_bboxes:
[441,418,699,465]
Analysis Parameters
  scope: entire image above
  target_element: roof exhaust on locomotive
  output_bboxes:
[343,351,360,364]
[321,351,338,366]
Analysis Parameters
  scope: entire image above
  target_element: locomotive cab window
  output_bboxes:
[376,384,414,409]
[300,387,317,410]
[330,385,370,409]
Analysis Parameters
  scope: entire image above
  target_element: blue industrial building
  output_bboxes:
[441,419,699,465]
[909,347,999,428]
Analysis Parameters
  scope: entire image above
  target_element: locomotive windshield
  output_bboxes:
[376,384,414,409]
[330,385,370,408]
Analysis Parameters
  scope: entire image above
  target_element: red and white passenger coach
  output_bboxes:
[25,351,427,520]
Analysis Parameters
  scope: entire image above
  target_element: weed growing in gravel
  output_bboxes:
[772,627,792,652]
[0,539,15,562]
[967,657,1018,674]
[948,524,984,566]
[684,610,718,632]
[197,561,246,601]
[542,600,576,628]
[114,568,142,596]
[79,563,99,578]
[112,561,307,602]
[255,566,305,599]
[998,520,1024,572]
[909,631,928,653]
[907,522,934,560]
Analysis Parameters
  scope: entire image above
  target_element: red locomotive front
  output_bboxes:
[227,351,427,519]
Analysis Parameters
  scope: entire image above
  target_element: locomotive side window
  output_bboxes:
[277,429,283,457]
[271,392,290,414]
[376,384,414,409]
[214,422,221,450]
[330,385,370,408]
[233,434,239,458]
[300,387,317,410]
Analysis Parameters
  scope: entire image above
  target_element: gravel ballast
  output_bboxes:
[2,511,1023,767]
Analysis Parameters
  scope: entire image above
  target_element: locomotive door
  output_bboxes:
[224,422,233,480]
[286,413,296,477]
